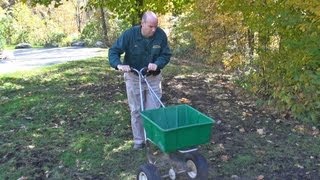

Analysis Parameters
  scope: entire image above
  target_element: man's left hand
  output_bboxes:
[147,63,157,71]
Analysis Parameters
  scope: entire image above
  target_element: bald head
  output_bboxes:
[141,11,158,38]
[142,11,158,24]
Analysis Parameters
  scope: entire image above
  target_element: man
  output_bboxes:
[108,11,172,149]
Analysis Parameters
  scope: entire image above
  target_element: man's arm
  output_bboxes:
[108,33,127,70]
[153,33,172,70]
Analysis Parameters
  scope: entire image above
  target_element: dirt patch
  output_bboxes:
[160,60,320,179]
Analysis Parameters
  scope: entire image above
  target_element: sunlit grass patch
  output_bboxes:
[60,132,106,169]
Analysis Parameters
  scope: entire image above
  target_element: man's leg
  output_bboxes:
[145,74,163,110]
[124,73,145,146]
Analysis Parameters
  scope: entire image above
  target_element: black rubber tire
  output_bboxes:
[136,163,161,180]
[185,151,209,180]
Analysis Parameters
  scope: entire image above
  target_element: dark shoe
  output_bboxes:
[133,143,145,150]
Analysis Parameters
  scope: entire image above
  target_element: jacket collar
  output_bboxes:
[136,26,144,40]
[136,25,157,40]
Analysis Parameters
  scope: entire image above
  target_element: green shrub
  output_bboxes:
[169,15,199,60]
[61,34,79,46]
[242,33,320,124]
[46,32,66,44]
[0,7,12,49]
[80,20,103,47]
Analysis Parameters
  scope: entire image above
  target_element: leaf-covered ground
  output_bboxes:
[0,57,319,179]
[163,59,320,179]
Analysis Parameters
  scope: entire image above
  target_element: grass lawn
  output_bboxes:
[0,58,146,179]
[1,57,319,179]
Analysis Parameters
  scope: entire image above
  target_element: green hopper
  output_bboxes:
[141,104,215,153]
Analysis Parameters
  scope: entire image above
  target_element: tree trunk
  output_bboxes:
[247,29,254,61]
[74,1,83,33]
[100,7,109,46]
[131,0,144,26]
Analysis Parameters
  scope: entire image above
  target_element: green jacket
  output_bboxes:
[108,25,172,71]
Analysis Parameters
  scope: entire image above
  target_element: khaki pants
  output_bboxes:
[124,72,162,145]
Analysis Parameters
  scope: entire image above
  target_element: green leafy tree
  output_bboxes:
[0,7,7,50]
[3,0,87,47]
[25,0,194,25]
[218,0,320,123]
[11,2,46,45]
[188,0,247,66]
[185,0,319,123]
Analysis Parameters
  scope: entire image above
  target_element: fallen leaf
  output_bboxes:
[231,175,240,179]
[257,175,264,180]
[25,116,33,120]
[221,155,230,162]
[295,164,304,169]
[239,128,246,133]
[218,143,225,150]
[27,145,35,149]
[17,177,28,180]
[266,140,273,144]
[257,128,265,135]
[312,126,319,136]
[179,97,191,104]
[222,101,230,107]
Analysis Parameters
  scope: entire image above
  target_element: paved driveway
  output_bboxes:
[0,47,107,74]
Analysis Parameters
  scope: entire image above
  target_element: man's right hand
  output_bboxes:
[117,65,131,72]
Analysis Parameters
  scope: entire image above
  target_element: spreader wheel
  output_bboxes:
[185,152,208,180]
[137,163,161,180]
